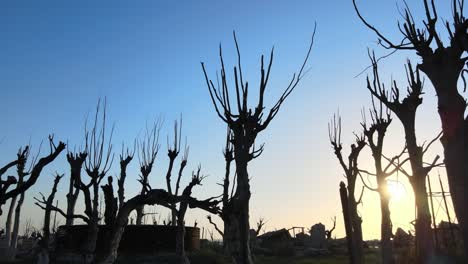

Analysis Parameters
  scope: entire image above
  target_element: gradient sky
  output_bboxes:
[0,0,457,240]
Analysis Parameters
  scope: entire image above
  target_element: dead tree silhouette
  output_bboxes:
[65,151,87,226]
[201,30,315,264]
[353,0,468,254]
[78,99,115,264]
[325,216,336,240]
[366,56,443,262]
[117,144,134,211]
[100,144,134,228]
[96,119,220,264]
[359,100,407,264]
[8,145,37,260]
[100,142,135,228]
[135,121,161,225]
[34,173,64,264]
[0,136,65,215]
[329,114,366,264]
[163,118,188,227]
[255,218,266,236]
[4,147,29,252]
[175,167,206,264]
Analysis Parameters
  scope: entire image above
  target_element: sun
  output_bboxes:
[387,181,406,202]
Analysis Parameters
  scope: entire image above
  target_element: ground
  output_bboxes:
[0,248,466,263]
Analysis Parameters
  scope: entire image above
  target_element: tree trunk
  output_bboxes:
[135,205,144,225]
[172,209,177,227]
[66,177,80,226]
[36,248,50,264]
[411,178,434,263]
[4,196,17,246]
[83,222,99,264]
[83,183,100,264]
[65,196,78,226]
[340,182,355,264]
[348,196,364,264]
[378,180,394,264]
[228,158,253,264]
[176,207,190,264]
[221,214,233,254]
[442,123,468,255]
[420,57,468,254]
[9,191,25,260]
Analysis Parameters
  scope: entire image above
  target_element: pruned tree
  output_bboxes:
[329,114,366,264]
[201,30,315,264]
[366,57,442,262]
[4,147,29,248]
[164,118,184,226]
[135,121,161,225]
[9,145,37,259]
[359,98,407,264]
[79,99,114,263]
[255,218,266,236]
[117,143,134,210]
[353,0,468,253]
[175,166,206,264]
[66,150,87,226]
[0,136,65,214]
[0,136,64,262]
[34,173,64,264]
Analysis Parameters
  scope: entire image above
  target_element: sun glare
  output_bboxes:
[387,181,406,202]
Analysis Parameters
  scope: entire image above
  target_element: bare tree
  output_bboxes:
[0,136,65,214]
[353,0,468,253]
[366,57,442,262]
[117,144,134,210]
[9,145,36,259]
[329,114,366,264]
[201,31,314,264]
[135,121,161,225]
[78,99,114,263]
[66,151,87,226]
[34,174,64,264]
[255,218,266,236]
[325,216,336,240]
[0,136,65,262]
[4,147,29,247]
[164,118,184,226]
[175,167,206,264]
[359,100,407,264]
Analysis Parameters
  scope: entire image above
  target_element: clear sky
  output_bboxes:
[0,0,457,240]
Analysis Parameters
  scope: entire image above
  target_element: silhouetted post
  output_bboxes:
[439,175,457,248]
[427,175,439,251]
[340,181,355,264]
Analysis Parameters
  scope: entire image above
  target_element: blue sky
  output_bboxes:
[0,0,457,239]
